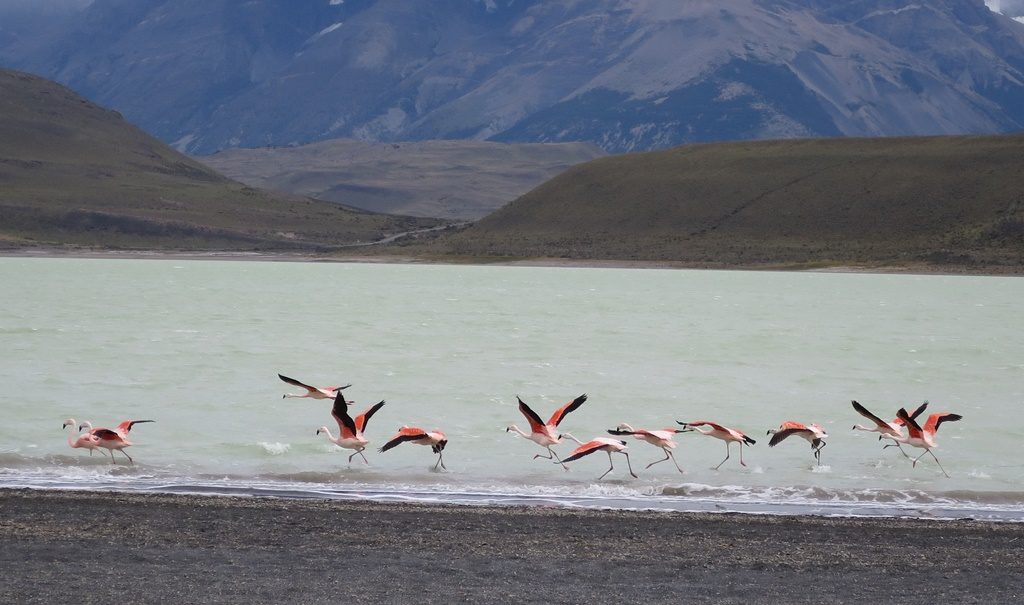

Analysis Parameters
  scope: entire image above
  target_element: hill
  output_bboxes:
[432,134,1024,269]
[3,1,1023,155]
[0,69,439,250]
[200,139,604,220]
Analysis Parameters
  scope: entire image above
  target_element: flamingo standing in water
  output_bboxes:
[888,408,963,477]
[676,421,756,470]
[767,421,828,465]
[379,427,448,470]
[78,421,136,464]
[505,394,587,468]
[278,374,351,400]
[560,438,637,480]
[62,418,107,458]
[606,423,690,473]
[851,400,928,457]
[317,390,385,464]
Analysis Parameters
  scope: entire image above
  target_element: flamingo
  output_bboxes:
[560,438,637,480]
[888,408,963,477]
[279,374,351,400]
[676,421,756,470]
[505,394,587,468]
[606,423,690,473]
[379,426,448,470]
[62,418,107,458]
[317,390,385,464]
[851,400,928,457]
[766,421,828,465]
[78,421,136,464]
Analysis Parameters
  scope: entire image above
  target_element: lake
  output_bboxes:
[1,257,1021,520]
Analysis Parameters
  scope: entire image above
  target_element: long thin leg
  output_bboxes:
[928,450,950,478]
[120,449,133,464]
[109,449,117,465]
[434,452,447,471]
[882,441,912,459]
[814,441,826,466]
[912,450,928,467]
[358,449,369,465]
[622,452,638,478]
[599,451,615,480]
[547,447,568,470]
[739,443,747,467]
[669,450,684,473]
[646,450,671,469]
[714,442,731,470]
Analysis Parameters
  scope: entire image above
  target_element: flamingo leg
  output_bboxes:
[599,451,615,480]
[646,450,671,469]
[358,449,369,465]
[433,452,447,471]
[882,440,913,459]
[121,449,134,464]
[713,442,731,470]
[669,450,684,474]
[911,450,928,467]
[739,443,747,467]
[532,449,555,460]
[927,450,950,478]
[814,441,826,465]
[622,452,638,478]
[109,450,117,465]
[549,447,568,470]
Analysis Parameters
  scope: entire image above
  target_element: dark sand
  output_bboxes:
[2,489,1022,603]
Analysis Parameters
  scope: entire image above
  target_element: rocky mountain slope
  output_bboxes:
[3,0,1023,155]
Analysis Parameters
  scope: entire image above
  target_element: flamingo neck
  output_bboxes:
[65,425,77,447]
[507,425,530,438]
[319,428,339,444]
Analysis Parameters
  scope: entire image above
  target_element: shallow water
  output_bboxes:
[1,258,1022,520]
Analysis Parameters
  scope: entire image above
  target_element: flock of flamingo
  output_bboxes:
[61,373,964,479]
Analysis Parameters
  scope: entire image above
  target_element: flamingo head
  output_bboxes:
[62,418,76,430]
[316,426,329,436]
[615,423,635,432]
[77,420,93,432]
[809,423,827,437]
[432,439,448,454]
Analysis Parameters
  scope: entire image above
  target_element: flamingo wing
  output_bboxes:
[768,428,806,447]
[682,420,729,432]
[379,428,429,452]
[278,374,317,393]
[562,439,619,463]
[92,428,123,442]
[924,412,962,434]
[116,420,154,434]
[330,391,358,438]
[606,428,636,436]
[516,397,546,433]
[851,401,890,429]
[896,408,924,438]
[548,394,588,427]
[355,401,386,433]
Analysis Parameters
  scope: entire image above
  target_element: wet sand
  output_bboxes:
[2,489,1021,604]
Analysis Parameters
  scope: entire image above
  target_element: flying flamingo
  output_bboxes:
[379,427,448,470]
[851,400,928,456]
[62,418,107,458]
[766,421,828,465]
[317,390,385,464]
[278,374,351,400]
[505,394,587,468]
[560,438,637,480]
[676,421,756,470]
[78,421,137,464]
[888,408,963,477]
[606,423,690,473]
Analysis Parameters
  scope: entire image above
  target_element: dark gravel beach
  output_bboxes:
[2,489,1021,604]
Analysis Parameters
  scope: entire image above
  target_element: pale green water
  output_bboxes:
[1,258,1022,519]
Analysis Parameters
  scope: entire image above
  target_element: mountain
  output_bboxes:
[3,0,1024,155]
[199,139,604,220]
[430,134,1024,268]
[0,69,438,249]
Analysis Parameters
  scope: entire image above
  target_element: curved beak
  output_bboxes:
[62,423,68,429]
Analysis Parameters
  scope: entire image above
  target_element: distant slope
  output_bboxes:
[200,139,604,220]
[0,69,438,250]
[436,134,1024,268]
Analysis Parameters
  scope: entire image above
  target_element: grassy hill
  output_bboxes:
[199,139,604,220]
[431,135,1024,269]
[0,69,439,250]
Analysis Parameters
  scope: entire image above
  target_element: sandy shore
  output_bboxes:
[2,489,1021,604]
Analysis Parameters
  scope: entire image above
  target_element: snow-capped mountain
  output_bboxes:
[3,0,1023,154]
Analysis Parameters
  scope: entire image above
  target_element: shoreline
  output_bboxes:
[3,488,1022,603]
[2,245,1021,276]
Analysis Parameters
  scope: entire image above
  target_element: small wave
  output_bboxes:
[257,442,291,456]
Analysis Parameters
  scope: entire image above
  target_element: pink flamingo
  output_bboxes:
[676,421,756,470]
[767,421,828,465]
[62,418,107,458]
[888,408,963,477]
[317,390,385,464]
[505,394,587,468]
[606,423,690,473]
[851,400,928,457]
[560,438,637,480]
[78,421,136,464]
[379,426,448,470]
[279,374,351,400]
